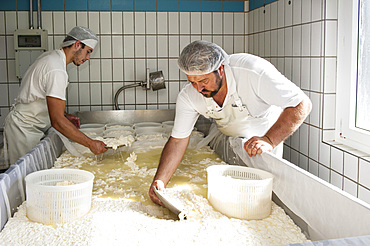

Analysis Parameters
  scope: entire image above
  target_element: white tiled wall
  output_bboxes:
[248,0,370,205]
[0,10,247,124]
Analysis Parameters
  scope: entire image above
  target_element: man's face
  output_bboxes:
[73,42,93,66]
[187,70,223,98]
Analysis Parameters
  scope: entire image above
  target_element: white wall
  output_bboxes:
[247,0,370,205]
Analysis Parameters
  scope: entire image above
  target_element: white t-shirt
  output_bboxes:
[16,49,68,104]
[171,53,306,139]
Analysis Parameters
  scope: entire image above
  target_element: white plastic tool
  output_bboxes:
[154,187,187,220]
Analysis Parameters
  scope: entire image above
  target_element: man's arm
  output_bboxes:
[245,95,312,157]
[46,96,107,155]
[149,136,190,205]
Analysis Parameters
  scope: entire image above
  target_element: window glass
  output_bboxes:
[356,0,370,131]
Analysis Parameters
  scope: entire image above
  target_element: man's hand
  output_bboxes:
[64,113,80,128]
[244,136,274,157]
[88,139,108,155]
[149,180,165,206]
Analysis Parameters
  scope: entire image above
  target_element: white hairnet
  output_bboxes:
[177,40,229,75]
[61,26,98,49]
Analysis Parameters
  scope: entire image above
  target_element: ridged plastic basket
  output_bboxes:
[206,165,273,220]
[25,169,94,224]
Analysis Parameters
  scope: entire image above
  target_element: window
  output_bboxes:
[336,0,370,154]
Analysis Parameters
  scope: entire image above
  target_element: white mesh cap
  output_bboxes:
[177,40,229,75]
[61,26,98,49]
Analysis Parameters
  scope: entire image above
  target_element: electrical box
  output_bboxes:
[14,29,48,79]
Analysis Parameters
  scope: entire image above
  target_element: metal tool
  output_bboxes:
[154,187,187,220]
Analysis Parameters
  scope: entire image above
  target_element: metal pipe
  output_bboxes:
[29,0,34,29]
[114,83,143,110]
[37,0,42,29]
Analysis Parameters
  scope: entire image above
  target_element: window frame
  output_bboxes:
[336,0,370,154]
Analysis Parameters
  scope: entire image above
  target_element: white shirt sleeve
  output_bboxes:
[171,89,200,139]
[44,69,68,100]
[256,61,305,109]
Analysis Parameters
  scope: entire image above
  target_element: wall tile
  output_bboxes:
[191,12,201,34]
[310,58,322,92]
[277,0,285,28]
[344,153,358,181]
[180,12,190,35]
[311,21,322,56]
[277,29,285,56]
[301,23,310,56]
[0,84,9,106]
[146,36,157,58]
[144,12,156,35]
[330,170,343,189]
[292,0,302,25]
[309,126,320,162]
[5,12,16,34]
[169,12,179,34]
[323,94,336,129]
[270,1,278,29]
[325,21,337,56]
[311,0,322,22]
[284,27,292,57]
[123,36,134,58]
[202,12,212,35]
[343,177,358,197]
[0,61,7,82]
[112,59,124,82]
[309,91,320,127]
[359,159,370,189]
[331,146,344,173]
[323,58,337,93]
[300,58,310,90]
[123,12,134,34]
[90,83,102,105]
[309,159,319,177]
[319,164,330,182]
[264,4,271,31]
[299,123,309,156]
[264,32,271,57]
[102,83,112,104]
[359,186,370,205]
[76,11,88,28]
[101,60,112,81]
[53,12,65,34]
[135,12,145,34]
[301,0,311,23]
[100,12,111,35]
[326,0,338,19]
[89,12,100,35]
[258,8,264,32]
[284,0,292,26]
[79,83,90,105]
[213,12,222,34]
[299,154,308,171]
[90,59,101,82]
[112,12,123,34]
[157,12,168,34]
[100,36,112,59]
[112,36,123,58]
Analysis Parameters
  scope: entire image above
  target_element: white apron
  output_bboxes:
[204,65,283,156]
[3,99,51,166]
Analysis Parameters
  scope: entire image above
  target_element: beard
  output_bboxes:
[200,73,223,98]
[72,48,83,66]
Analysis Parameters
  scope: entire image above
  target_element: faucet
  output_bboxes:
[114,68,166,110]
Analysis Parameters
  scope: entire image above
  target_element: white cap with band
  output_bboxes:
[61,26,98,49]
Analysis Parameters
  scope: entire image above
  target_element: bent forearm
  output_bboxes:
[52,116,93,148]
[47,96,93,148]
[153,136,190,186]
[264,95,312,147]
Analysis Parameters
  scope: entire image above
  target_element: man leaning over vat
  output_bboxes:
[149,40,312,206]
[3,26,108,166]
